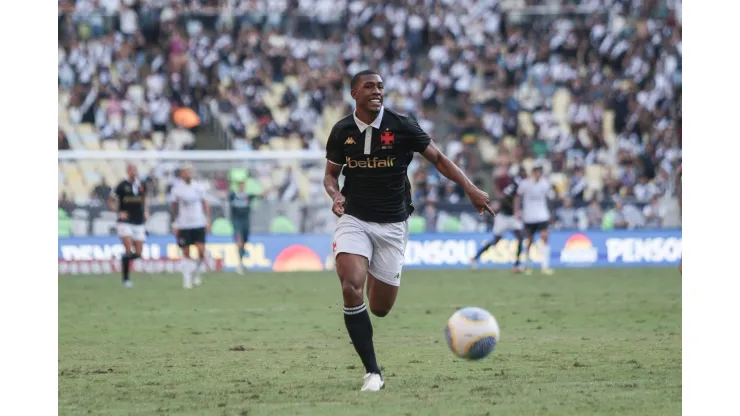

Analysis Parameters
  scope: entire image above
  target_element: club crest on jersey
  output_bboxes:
[345,137,356,145]
[380,129,395,149]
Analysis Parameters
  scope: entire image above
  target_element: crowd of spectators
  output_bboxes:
[59,0,682,230]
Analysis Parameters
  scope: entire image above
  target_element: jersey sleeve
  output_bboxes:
[405,117,432,153]
[325,125,344,165]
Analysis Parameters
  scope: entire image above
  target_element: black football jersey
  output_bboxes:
[114,179,146,225]
[326,107,431,223]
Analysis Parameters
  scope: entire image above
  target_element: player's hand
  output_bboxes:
[144,212,150,221]
[332,194,345,217]
[172,226,179,237]
[206,222,211,233]
[119,212,129,221]
[465,186,495,217]
[515,210,522,220]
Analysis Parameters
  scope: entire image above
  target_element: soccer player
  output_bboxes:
[324,70,493,391]
[170,164,210,289]
[470,164,526,272]
[676,163,682,274]
[514,161,558,275]
[108,164,148,288]
[229,181,258,274]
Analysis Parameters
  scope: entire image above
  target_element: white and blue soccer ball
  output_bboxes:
[445,307,500,360]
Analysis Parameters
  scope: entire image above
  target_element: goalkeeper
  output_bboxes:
[229,181,258,274]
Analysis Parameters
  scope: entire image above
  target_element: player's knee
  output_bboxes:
[341,279,364,304]
[336,253,369,304]
[369,306,390,318]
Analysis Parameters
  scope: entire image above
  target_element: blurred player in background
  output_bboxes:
[324,70,493,391]
[514,161,558,275]
[108,163,148,288]
[229,181,260,274]
[676,163,682,274]
[170,164,210,289]
[470,164,526,272]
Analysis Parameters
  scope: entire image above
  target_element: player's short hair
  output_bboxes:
[180,163,194,175]
[351,70,381,88]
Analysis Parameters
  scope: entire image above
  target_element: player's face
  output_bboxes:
[533,169,543,180]
[126,164,137,178]
[181,167,192,181]
[238,183,245,192]
[351,74,384,114]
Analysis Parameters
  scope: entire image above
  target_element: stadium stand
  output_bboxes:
[58,0,682,233]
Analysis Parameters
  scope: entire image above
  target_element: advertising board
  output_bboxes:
[58,230,681,274]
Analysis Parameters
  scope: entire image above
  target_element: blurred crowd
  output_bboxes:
[59,0,682,230]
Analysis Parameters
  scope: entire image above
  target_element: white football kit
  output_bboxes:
[517,177,552,225]
[517,176,554,272]
[170,180,208,230]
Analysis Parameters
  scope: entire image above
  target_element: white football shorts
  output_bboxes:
[492,214,523,236]
[332,214,409,287]
[117,223,147,242]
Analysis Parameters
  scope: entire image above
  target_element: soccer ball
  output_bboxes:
[445,307,500,360]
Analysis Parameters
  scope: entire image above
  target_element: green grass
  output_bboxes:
[59,268,681,416]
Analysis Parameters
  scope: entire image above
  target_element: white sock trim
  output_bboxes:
[343,303,367,315]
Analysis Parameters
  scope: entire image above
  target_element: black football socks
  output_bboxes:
[473,240,493,260]
[121,253,141,283]
[473,236,503,260]
[343,303,381,375]
[514,237,524,267]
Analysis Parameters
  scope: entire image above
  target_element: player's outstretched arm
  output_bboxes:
[421,141,494,216]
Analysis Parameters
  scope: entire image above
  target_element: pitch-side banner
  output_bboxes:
[58,230,681,274]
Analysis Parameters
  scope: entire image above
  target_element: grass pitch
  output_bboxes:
[59,268,681,416]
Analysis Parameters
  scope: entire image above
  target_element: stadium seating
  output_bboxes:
[440,217,463,233]
[58,1,681,232]
[270,216,297,234]
[210,218,234,236]
[408,216,426,234]
[58,209,73,237]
